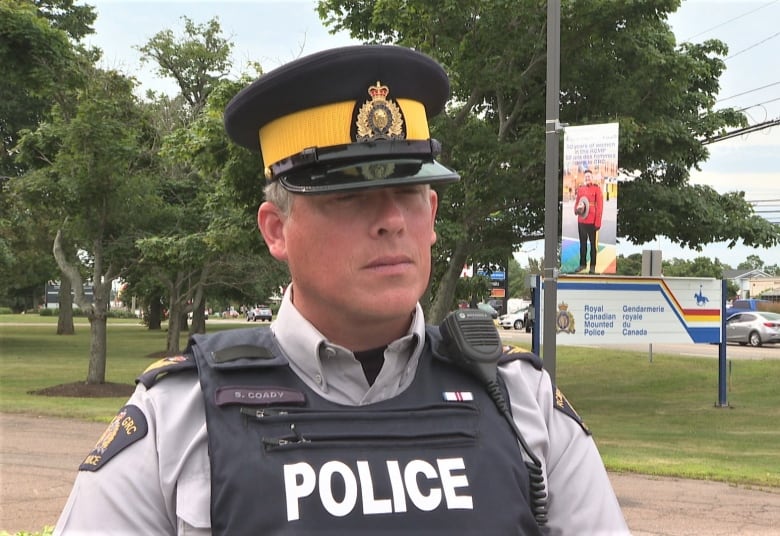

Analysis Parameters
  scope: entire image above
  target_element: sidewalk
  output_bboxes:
[1,412,779,535]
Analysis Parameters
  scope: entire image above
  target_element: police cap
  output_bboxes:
[223,45,460,194]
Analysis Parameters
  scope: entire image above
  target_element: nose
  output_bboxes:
[370,190,406,237]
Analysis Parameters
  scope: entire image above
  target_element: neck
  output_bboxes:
[320,314,413,351]
[288,287,415,351]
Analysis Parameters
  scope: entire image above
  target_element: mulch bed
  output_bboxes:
[28,351,173,398]
[30,381,136,398]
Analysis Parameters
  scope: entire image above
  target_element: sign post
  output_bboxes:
[717,279,729,407]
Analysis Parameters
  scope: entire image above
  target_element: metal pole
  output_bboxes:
[542,0,562,382]
[717,278,729,407]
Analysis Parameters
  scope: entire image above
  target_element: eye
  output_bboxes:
[396,186,424,196]
[334,193,360,203]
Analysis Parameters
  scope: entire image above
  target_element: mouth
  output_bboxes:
[365,255,414,272]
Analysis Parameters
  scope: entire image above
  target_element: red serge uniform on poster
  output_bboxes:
[560,123,619,275]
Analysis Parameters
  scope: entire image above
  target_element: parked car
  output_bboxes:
[487,299,505,315]
[725,298,772,318]
[246,305,273,322]
[476,302,499,319]
[499,308,527,330]
[725,311,780,347]
[524,304,535,333]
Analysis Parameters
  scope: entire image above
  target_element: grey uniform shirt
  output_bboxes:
[55,288,628,535]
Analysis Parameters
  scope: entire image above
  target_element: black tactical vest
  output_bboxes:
[188,327,541,535]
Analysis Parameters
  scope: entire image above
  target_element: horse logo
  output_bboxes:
[694,285,709,306]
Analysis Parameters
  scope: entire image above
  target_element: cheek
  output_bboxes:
[285,220,341,269]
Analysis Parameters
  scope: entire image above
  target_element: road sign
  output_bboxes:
[540,275,722,344]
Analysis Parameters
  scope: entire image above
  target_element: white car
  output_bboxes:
[499,308,528,330]
[246,305,272,322]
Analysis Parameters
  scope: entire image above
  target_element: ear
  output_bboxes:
[429,188,439,245]
[258,201,288,261]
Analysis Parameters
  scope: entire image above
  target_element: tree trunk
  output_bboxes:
[166,299,183,355]
[56,276,75,335]
[85,258,112,384]
[148,295,162,330]
[189,295,207,335]
[86,311,108,384]
[429,237,471,324]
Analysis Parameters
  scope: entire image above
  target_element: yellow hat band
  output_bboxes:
[258,98,429,171]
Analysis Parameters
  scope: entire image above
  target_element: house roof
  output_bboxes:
[723,268,772,280]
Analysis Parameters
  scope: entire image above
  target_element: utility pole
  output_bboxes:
[542,0,562,381]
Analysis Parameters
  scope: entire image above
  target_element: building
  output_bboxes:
[722,269,774,299]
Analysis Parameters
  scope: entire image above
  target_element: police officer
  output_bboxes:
[574,168,604,274]
[54,45,628,535]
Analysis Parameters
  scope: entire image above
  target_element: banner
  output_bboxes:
[561,123,619,274]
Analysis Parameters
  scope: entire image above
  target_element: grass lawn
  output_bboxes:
[1,315,778,489]
[555,347,780,488]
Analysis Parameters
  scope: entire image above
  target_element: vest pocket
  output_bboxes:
[240,404,478,451]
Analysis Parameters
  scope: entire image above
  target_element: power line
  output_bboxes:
[682,0,780,41]
[679,3,780,109]
[717,81,780,103]
[726,30,780,60]
[702,118,780,144]
[736,96,780,113]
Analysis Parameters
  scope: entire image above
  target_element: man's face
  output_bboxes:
[584,172,592,184]
[258,184,438,345]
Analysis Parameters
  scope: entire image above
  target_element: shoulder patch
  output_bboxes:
[553,386,591,435]
[79,404,148,472]
[136,354,196,388]
[498,345,543,370]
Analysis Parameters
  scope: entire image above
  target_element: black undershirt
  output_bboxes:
[353,346,386,386]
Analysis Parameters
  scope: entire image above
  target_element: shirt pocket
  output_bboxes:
[176,475,211,533]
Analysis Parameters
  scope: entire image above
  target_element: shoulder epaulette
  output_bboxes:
[552,385,591,435]
[499,345,591,435]
[136,354,197,389]
[499,345,543,370]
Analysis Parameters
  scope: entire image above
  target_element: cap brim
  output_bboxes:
[278,158,460,195]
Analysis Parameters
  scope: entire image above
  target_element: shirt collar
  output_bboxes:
[270,284,426,403]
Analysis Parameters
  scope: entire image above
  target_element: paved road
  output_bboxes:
[2,413,779,535]
[498,330,780,360]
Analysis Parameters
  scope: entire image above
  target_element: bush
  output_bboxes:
[0,527,53,536]
[38,308,54,316]
[107,309,138,319]
[0,306,13,314]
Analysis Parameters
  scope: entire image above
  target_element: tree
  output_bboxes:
[131,17,291,353]
[737,254,763,271]
[617,253,643,276]
[507,258,529,299]
[131,17,233,345]
[0,0,97,311]
[18,68,157,383]
[663,256,726,279]
[0,0,95,177]
[138,16,232,115]
[317,0,780,322]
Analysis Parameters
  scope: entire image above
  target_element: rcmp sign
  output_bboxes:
[540,275,722,344]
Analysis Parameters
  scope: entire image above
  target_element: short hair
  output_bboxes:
[264,181,293,216]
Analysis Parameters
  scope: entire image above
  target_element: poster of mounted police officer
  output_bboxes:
[561,123,620,275]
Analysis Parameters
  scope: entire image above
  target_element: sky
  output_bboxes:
[82,0,780,269]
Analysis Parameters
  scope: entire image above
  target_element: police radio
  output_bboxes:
[439,308,549,528]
